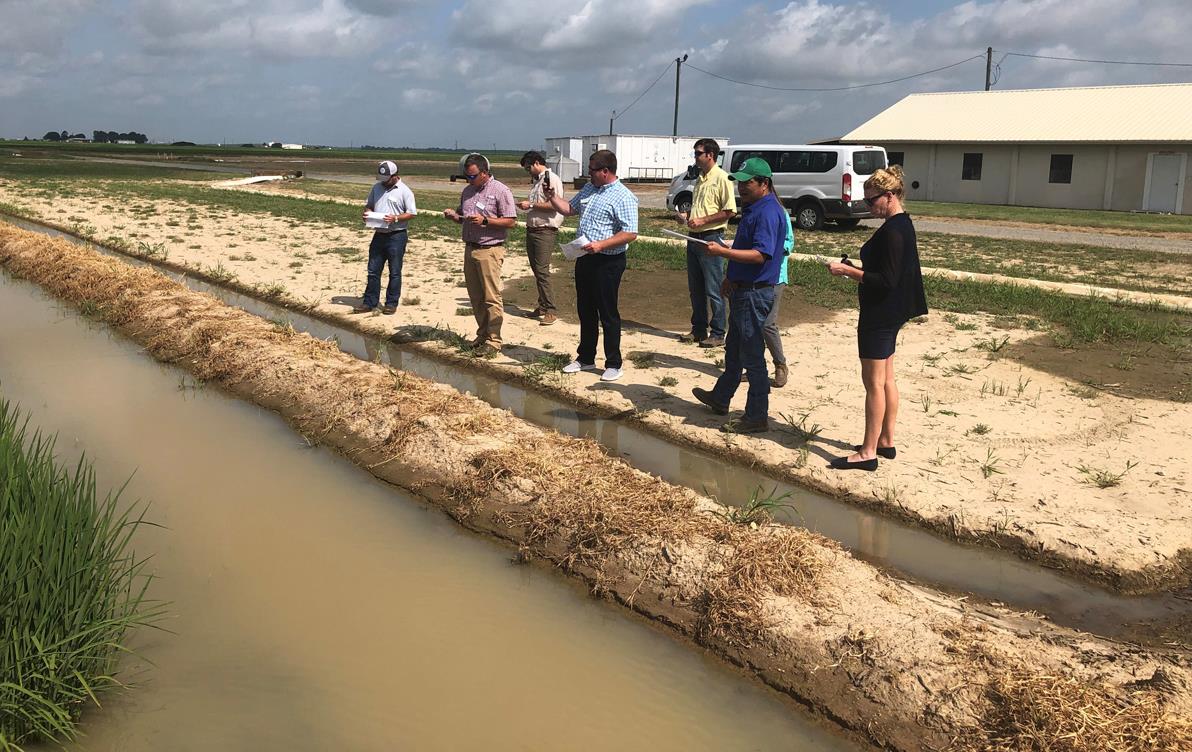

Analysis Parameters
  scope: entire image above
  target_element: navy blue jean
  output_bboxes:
[711,285,775,422]
[363,230,407,308]
[686,233,726,340]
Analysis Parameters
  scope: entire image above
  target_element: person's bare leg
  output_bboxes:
[879,354,898,448]
[851,358,885,462]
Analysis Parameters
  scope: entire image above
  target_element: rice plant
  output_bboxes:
[716,486,797,527]
[0,399,163,750]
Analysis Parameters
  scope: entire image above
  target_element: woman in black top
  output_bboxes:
[826,165,927,471]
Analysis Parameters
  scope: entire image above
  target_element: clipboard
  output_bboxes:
[660,228,709,245]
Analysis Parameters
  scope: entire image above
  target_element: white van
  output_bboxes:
[666,143,888,230]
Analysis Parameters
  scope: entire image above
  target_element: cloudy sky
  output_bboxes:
[3,0,1191,148]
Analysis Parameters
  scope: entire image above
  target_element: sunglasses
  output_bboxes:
[693,150,707,157]
[465,173,480,181]
[863,192,889,207]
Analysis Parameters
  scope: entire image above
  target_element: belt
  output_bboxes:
[375,227,407,235]
[526,226,558,233]
[728,281,774,289]
[689,229,723,238]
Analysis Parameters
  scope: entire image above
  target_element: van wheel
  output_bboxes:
[794,202,824,231]
[675,193,692,216]
[836,218,861,229]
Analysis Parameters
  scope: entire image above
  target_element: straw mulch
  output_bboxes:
[454,434,830,645]
[953,662,1192,752]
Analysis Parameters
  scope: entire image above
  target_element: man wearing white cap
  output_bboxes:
[354,160,417,314]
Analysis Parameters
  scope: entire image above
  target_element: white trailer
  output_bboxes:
[544,134,728,182]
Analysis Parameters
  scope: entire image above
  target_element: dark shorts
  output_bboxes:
[858,325,901,360]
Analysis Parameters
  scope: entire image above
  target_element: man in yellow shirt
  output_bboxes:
[678,138,737,348]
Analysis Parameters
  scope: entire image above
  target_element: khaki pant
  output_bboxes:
[464,243,504,346]
[525,227,557,313]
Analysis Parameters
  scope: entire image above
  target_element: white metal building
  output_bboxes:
[840,83,1191,214]
[544,134,728,181]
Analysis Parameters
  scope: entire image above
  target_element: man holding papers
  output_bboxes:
[678,138,736,348]
[691,157,786,433]
[544,149,638,382]
[444,154,518,354]
[354,160,417,315]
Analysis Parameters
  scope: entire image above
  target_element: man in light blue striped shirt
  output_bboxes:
[545,149,638,382]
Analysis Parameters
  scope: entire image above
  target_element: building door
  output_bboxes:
[1145,153,1185,213]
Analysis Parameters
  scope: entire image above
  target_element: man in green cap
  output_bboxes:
[691,157,788,433]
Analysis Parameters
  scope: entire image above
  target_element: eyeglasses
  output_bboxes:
[863,192,889,207]
[465,173,480,181]
[693,150,707,157]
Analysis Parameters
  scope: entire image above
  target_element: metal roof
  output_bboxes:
[841,83,1192,144]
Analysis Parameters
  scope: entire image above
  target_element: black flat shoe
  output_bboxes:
[854,445,896,460]
[830,455,878,472]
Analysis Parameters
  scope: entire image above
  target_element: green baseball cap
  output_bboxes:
[729,157,773,181]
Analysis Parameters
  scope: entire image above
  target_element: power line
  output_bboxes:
[683,54,985,92]
[611,60,674,122]
[1002,51,1192,67]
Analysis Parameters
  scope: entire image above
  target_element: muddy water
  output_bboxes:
[6,216,1188,641]
[0,274,857,750]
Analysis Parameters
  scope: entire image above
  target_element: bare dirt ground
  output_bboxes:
[3,225,1190,752]
[1,177,1190,593]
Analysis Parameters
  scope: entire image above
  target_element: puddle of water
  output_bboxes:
[6,215,1186,641]
[0,272,856,750]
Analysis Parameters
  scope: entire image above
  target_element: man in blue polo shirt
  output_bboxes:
[691,157,787,433]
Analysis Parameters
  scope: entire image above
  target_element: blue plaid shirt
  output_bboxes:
[569,179,639,255]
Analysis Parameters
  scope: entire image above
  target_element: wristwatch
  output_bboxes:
[482,217,488,226]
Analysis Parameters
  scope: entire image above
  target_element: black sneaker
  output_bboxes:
[691,387,728,415]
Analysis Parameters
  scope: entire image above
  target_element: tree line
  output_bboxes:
[40,130,149,143]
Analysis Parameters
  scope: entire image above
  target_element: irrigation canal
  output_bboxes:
[0,268,858,749]
[5,216,1190,644]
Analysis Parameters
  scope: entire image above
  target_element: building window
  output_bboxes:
[961,153,982,181]
[1049,154,1073,184]
[887,151,904,167]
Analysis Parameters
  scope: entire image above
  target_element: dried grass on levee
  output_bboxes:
[455,435,831,644]
[696,526,827,647]
[955,666,1192,752]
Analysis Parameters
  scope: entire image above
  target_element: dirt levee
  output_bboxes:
[2,223,1190,751]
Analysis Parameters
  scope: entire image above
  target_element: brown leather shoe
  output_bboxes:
[351,304,374,314]
[539,312,557,326]
[771,363,789,388]
[381,305,397,315]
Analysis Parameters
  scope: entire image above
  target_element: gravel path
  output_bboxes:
[861,217,1192,254]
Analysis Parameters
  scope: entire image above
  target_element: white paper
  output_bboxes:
[660,228,709,245]
[364,211,389,229]
[559,234,591,261]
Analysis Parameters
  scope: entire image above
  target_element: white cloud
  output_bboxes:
[129,0,393,59]
[451,0,715,60]
[701,0,1192,90]
[0,0,95,54]
[402,88,444,106]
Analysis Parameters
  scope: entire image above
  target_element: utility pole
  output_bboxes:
[985,46,993,91]
[673,54,688,137]
[609,110,615,136]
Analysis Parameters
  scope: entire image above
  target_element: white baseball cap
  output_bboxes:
[377,160,398,179]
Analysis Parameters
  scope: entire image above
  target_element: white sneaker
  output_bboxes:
[600,367,623,382]
[562,360,594,374]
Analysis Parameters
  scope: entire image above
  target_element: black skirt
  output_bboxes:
[857,325,901,360]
